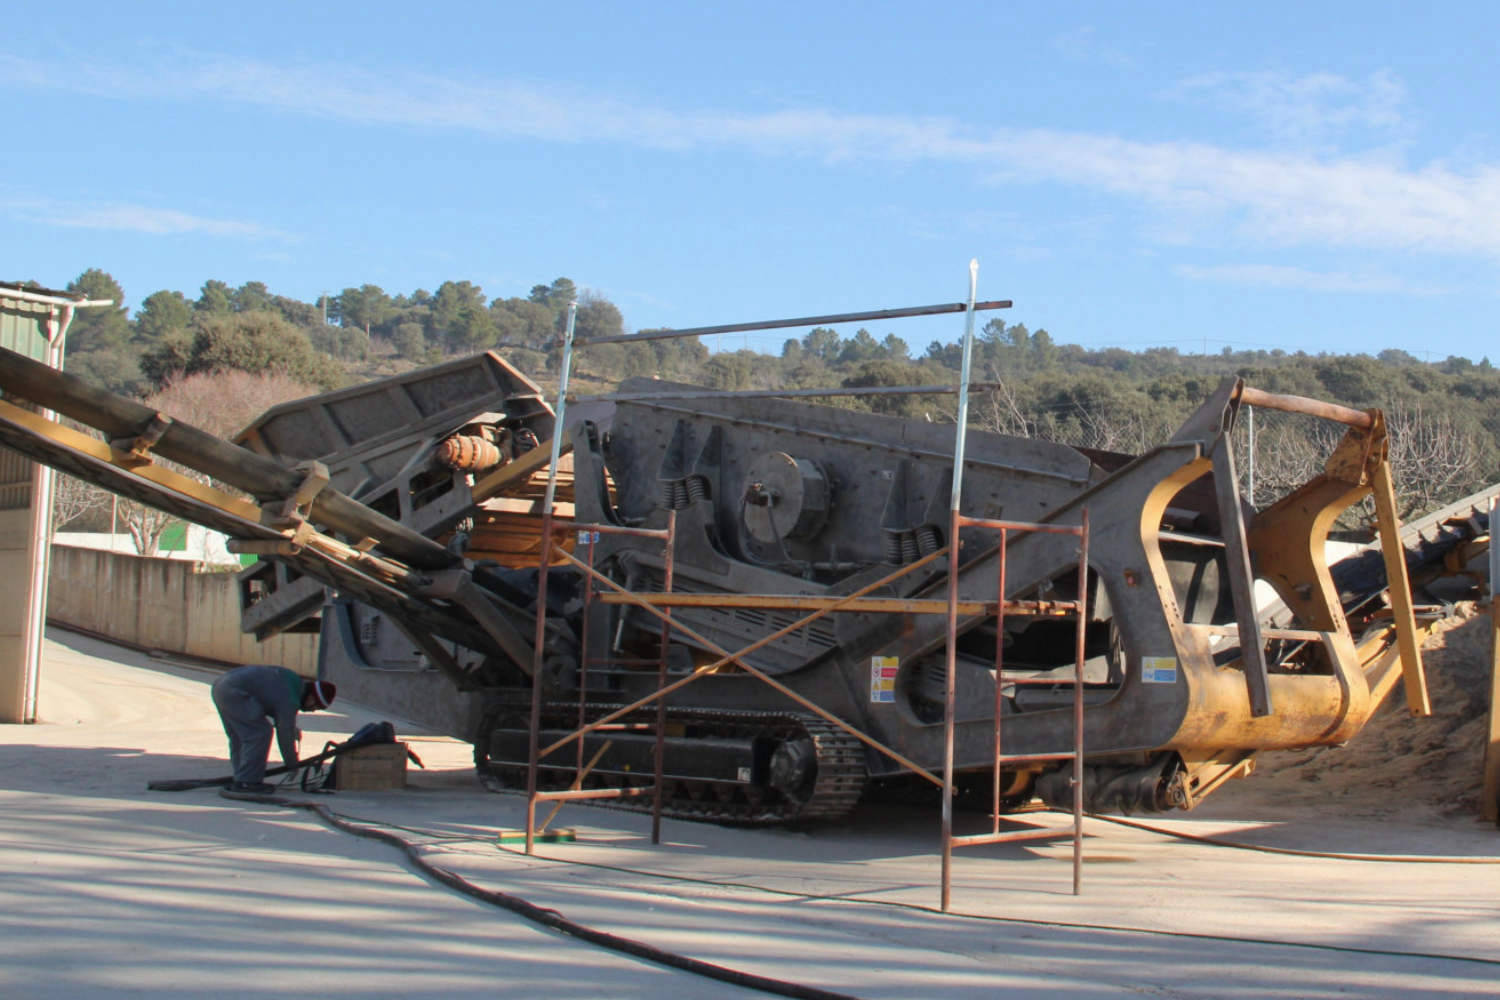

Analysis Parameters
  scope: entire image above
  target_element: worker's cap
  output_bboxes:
[305,680,337,709]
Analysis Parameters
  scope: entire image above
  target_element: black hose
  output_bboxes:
[152,751,858,999]
[147,742,351,792]
[277,798,858,1000]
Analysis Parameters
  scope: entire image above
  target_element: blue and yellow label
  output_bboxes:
[1142,656,1178,684]
[870,656,899,703]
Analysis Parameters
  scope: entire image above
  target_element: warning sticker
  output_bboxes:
[1141,656,1178,684]
[870,656,899,703]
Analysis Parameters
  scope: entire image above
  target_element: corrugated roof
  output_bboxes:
[0,281,87,303]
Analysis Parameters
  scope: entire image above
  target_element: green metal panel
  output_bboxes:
[0,295,49,511]
[158,522,187,551]
[0,296,51,362]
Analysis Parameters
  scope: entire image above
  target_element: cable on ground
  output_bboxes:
[315,804,1500,971]
[245,793,856,1000]
[169,774,1500,980]
[1074,810,1500,864]
[481,820,1500,970]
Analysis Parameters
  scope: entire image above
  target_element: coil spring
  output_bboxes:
[659,476,710,510]
[916,525,942,555]
[659,479,686,509]
[883,531,905,564]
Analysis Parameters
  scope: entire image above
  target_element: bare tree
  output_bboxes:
[49,419,111,537]
[1382,401,1485,519]
[47,371,320,556]
[973,374,1183,454]
[108,371,322,556]
[50,473,108,536]
[143,369,318,440]
[120,499,176,556]
[1238,402,1484,524]
[1066,407,1174,454]
[976,378,1032,438]
[1026,405,1177,455]
[1237,412,1343,511]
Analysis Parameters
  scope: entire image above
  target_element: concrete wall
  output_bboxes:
[58,527,242,567]
[47,543,318,677]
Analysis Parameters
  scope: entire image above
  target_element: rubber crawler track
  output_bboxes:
[475,704,866,824]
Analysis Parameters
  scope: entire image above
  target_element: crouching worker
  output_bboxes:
[212,665,337,798]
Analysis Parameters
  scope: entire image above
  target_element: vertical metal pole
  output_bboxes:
[991,529,1007,834]
[1246,405,1256,506]
[526,301,578,855]
[949,260,981,499]
[1072,510,1090,896]
[22,462,55,723]
[22,303,74,724]
[524,540,551,853]
[1483,494,1500,824]
[941,259,980,913]
[1491,495,1498,609]
[541,302,578,520]
[652,510,676,845]
[577,531,596,775]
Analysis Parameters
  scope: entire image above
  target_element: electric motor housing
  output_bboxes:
[741,451,830,545]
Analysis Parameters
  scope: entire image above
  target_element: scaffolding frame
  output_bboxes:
[521,264,1090,904]
[941,512,1089,904]
[523,514,678,848]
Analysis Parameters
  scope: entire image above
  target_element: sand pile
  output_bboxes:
[1215,603,1496,820]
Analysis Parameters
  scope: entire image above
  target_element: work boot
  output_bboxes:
[221,781,277,800]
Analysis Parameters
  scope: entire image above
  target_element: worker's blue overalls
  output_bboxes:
[211,665,303,787]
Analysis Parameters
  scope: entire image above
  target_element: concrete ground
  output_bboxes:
[1,629,1497,999]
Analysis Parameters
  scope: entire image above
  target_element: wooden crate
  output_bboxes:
[334,742,407,790]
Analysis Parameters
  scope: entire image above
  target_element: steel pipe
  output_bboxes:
[1238,386,1374,429]
[580,383,1003,404]
[579,298,1011,345]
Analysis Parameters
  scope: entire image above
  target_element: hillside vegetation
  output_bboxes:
[33,268,1500,540]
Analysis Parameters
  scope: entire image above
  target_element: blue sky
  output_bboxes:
[3,2,1497,360]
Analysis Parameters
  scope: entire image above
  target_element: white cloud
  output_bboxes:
[6,198,287,239]
[4,53,1499,257]
[986,134,1500,255]
[1176,263,1442,295]
[1052,26,1138,71]
[1170,70,1408,147]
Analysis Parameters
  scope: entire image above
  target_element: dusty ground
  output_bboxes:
[1,627,1497,999]
[1209,604,1497,821]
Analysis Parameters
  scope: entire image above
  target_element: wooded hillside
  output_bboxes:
[31,268,1500,540]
